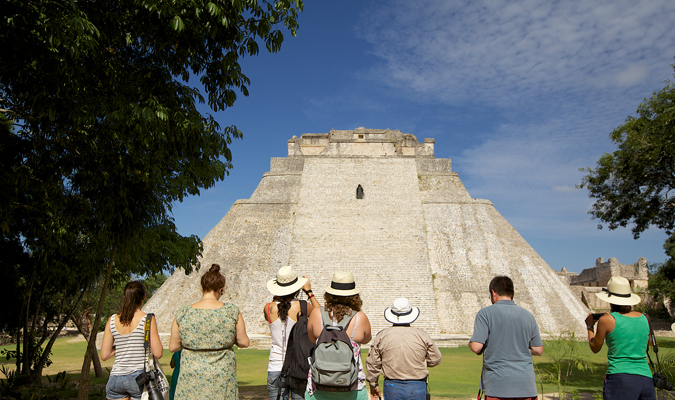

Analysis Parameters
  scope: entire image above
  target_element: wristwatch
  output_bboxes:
[587,325,594,332]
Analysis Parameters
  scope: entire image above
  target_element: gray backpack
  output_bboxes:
[310,307,359,392]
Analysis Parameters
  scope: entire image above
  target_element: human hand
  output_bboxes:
[370,386,381,399]
[585,312,597,327]
[302,276,312,292]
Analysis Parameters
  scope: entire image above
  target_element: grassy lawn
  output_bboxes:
[3,336,675,399]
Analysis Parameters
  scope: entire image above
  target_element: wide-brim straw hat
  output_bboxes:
[384,298,420,325]
[325,271,359,296]
[266,266,307,296]
[595,276,641,306]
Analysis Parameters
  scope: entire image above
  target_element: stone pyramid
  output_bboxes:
[145,128,589,342]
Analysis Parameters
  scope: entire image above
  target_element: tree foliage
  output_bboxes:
[579,64,675,238]
[581,61,675,312]
[0,0,303,391]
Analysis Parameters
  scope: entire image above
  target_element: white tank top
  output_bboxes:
[267,300,297,372]
[110,314,146,376]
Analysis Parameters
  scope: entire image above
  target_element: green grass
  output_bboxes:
[4,336,675,399]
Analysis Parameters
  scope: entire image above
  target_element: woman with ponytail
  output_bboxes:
[264,266,320,400]
[169,264,249,400]
[101,281,163,400]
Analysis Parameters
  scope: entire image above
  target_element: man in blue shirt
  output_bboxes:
[468,276,543,400]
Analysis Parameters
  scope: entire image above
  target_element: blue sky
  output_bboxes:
[172,0,675,274]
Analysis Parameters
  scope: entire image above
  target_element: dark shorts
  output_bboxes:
[603,373,656,400]
[106,370,144,400]
[485,396,537,400]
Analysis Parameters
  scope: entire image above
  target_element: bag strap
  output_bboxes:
[143,314,153,373]
[299,300,308,320]
[350,312,359,339]
[337,310,356,329]
[643,313,663,374]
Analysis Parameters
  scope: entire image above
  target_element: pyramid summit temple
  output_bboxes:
[145,128,589,344]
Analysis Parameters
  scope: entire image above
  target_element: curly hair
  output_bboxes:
[324,293,362,323]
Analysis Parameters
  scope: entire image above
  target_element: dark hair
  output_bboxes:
[324,293,362,323]
[489,276,514,299]
[118,281,146,326]
[201,264,226,293]
[275,290,301,322]
[610,304,632,314]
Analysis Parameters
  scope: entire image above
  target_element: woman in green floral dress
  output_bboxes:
[169,264,249,399]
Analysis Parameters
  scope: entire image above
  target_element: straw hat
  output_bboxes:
[595,276,641,306]
[325,271,359,296]
[384,298,420,325]
[266,266,307,296]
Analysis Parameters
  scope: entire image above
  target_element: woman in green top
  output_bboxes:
[585,276,655,400]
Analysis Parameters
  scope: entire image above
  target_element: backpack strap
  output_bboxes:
[337,310,356,329]
[298,300,308,320]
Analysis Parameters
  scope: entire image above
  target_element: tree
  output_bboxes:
[0,0,303,394]
[580,61,675,305]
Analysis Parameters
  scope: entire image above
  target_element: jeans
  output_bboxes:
[603,373,656,400]
[383,379,427,400]
[268,371,305,400]
[106,370,144,400]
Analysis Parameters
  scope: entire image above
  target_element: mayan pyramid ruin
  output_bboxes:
[145,128,589,343]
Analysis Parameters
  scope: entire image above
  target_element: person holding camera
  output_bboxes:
[586,276,656,400]
[264,266,320,400]
[101,281,163,400]
[169,264,249,400]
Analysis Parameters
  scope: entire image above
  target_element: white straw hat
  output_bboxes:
[266,266,307,296]
[384,298,420,325]
[595,276,641,306]
[325,271,359,296]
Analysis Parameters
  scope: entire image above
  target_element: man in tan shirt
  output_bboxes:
[366,298,442,400]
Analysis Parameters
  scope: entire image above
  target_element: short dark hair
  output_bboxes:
[489,276,514,299]
[610,303,632,314]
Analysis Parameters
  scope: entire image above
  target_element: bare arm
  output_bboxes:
[235,312,249,348]
[302,277,321,309]
[169,319,183,352]
[150,315,163,359]
[307,307,322,343]
[530,346,543,356]
[587,313,612,354]
[468,341,485,355]
[357,311,372,344]
[100,317,115,361]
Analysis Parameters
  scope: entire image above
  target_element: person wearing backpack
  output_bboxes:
[305,271,372,400]
[265,266,321,400]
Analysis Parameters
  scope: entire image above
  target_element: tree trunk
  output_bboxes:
[14,329,20,374]
[77,245,116,400]
[22,264,37,377]
[71,310,103,378]
[32,288,87,383]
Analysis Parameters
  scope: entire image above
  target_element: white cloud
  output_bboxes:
[354,0,675,245]
[616,64,650,87]
[359,0,675,112]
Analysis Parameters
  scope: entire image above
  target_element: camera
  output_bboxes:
[136,370,164,400]
[592,313,604,321]
[653,372,673,391]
